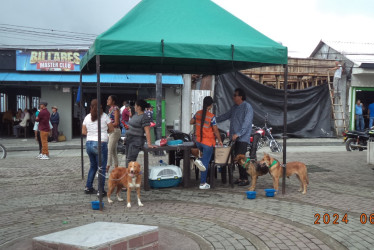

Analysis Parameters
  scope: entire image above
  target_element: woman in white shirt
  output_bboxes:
[82,99,114,196]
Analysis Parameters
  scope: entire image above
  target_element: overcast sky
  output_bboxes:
[1,0,374,57]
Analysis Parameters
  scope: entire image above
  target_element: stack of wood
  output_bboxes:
[241,58,337,89]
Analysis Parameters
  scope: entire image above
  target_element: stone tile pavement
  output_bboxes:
[0,138,373,249]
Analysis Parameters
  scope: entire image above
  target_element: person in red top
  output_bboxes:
[190,96,223,189]
[36,100,51,160]
[121,104,130,133]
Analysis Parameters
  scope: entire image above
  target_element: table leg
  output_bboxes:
[144,150,150,191]
[169,150,176,165]
[183,148,190,188]
[210,163,215,189]
[221,165,227,184]
[229,163,234,188]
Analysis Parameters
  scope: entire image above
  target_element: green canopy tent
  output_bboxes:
[79,0,288,208]
[80,0,287,74]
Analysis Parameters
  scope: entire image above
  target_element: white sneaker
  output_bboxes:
[194,159,206,171]
[40,154,49,160]
[36,154,43,159]
[199,183,210,190]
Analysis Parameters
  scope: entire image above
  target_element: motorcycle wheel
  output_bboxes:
[257,137,266,150]
[270,140,282,152]
[0,144,6,159]
[345,138,357,151]
[250,133,261,160]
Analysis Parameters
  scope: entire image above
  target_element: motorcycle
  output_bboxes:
[342,128,374,151]
[246,125,264,159]
[256,114,283,153]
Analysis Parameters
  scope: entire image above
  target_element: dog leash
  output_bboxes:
[242,158,251,168]
[108,170,143,181]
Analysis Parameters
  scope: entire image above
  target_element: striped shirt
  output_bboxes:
[216,101,253,143]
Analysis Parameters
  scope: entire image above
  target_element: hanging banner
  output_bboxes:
[16,50,86,72]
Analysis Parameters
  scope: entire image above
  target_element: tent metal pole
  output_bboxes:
[282,64,288,195]
[156,73,162,140]
[80,72,84,180]
[96,55,103,210]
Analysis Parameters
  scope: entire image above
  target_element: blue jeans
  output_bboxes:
[356,115,365,131]
[85,141,108,191]
[196,142,214,184]
[369,117,374,129]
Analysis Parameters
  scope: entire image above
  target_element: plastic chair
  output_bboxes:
[18,120,30,138]
[208,144,235,189]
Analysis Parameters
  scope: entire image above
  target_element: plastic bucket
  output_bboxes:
[91,200,104,210]
[246,191,256,199]
[264,189,276,197]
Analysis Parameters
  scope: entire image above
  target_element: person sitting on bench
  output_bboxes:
[13,108,30,137]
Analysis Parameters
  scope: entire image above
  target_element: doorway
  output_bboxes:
[350,88,374,130]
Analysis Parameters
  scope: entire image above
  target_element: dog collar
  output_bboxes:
[269,160,277,168]
[242,158,250,168]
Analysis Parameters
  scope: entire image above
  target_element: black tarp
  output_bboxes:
[214,71,333,138]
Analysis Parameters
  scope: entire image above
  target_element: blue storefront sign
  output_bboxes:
[16,50,86,72]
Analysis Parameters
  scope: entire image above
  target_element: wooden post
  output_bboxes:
[259,74,263,84]
[276,75,280,89]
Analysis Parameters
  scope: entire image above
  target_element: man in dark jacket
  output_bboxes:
[50,106,60,142]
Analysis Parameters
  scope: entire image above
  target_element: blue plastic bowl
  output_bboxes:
[264,188,276,197]
[246,191,256,199]
[91,200,104,210]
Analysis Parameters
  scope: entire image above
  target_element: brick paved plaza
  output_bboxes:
[0,140,373,249]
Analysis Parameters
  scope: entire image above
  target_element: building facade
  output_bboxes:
[0,49,184,140]
[310,41,374,130]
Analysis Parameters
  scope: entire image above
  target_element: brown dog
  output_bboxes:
[259,153,309,194]
[107,161,143,208]
[235,154,269,191]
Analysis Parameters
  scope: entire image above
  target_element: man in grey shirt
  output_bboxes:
[216,88,253,186]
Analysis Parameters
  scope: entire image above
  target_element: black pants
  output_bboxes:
[37,131,42,153]
[233,141,249,180]
[51,123,58,141]
[125,134,145,166]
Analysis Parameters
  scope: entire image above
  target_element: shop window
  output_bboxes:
[32,97,40,109]
[0,93,7,112]
[16,95,27,110]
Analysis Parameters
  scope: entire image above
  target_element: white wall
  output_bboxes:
[165,88,182,127]
[41,86,72,140]
[351,74,374,87]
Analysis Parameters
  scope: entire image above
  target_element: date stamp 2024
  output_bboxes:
[314,213,374,225]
